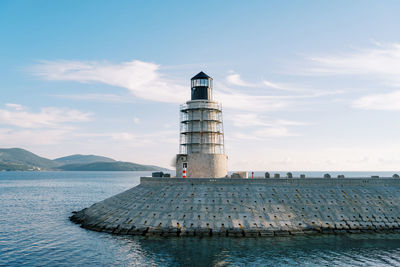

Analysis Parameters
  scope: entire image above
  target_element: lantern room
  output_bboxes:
[191,71,213,101]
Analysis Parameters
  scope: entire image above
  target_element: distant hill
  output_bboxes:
[0,148,169,172]
[57,161,164,171]
[0,148,60,170]
[54,154,116,165]
[0,162,39,171]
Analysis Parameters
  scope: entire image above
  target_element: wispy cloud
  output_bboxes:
[262,80,282,89]
[75,130,177,147]
[226,73,256,87]
[226,112,306,139]
[0,128,69,146]
[33,60,335,112]
[34,60,291,111]
[229,126,298,141]
[229,113,272,127]
[305,42,400,82]
[229,113,308,128]
[0,104,92,128]
[226,71,300,91]
[0,104,92,146]
[225,71,341,96]
[215,89,291,111]
[226,72,284,90]
[0,101,176,149]
[353,90,400,110]
[5,103,25,111]
[297,42,400,111]
[253,126,298,137]
[52,93,139,103]
[32,60,188,103]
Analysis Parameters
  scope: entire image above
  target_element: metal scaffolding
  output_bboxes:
[179,101,225,154]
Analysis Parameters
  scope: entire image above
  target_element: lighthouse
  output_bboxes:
[176,71,228,178]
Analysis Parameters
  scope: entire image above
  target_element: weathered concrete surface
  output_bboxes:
[70,177,400,237]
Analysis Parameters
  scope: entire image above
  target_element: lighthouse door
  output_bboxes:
[182,162,188,178]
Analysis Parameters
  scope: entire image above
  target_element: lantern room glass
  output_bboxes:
[192,79,209,87]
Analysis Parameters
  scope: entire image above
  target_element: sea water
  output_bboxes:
[1,171,400,266]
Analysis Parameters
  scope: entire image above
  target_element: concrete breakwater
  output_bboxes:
[70,177,400,237]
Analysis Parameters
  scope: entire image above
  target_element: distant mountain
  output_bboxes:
[57,161,165,171]
[0,148,169,172]
[0,148,60,170]
[54,154,116,165]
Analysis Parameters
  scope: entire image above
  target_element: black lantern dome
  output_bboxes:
[191,71,213,100]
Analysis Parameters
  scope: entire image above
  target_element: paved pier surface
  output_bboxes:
[71,177,400,236]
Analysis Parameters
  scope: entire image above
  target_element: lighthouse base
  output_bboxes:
[176,153,227,178]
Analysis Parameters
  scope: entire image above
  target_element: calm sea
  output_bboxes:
[1,171,400,266]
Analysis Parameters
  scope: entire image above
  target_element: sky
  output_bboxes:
[1,0,400,171]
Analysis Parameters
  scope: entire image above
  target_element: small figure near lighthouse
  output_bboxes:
[176,72,228,178]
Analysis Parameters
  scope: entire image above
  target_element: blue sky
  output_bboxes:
[1,0,400,170]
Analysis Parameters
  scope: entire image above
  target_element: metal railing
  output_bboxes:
[180,102,222,111]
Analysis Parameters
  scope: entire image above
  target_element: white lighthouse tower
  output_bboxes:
[176,71,228,178]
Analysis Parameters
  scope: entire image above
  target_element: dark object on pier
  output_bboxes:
[274,173,280,178]
[152,171,164,177]
[300,174,306,179]
[324,173,331,179]
[338,175,345,179]
[393,174,399,178]
[287,172,293,178]
[265,172,270,178]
